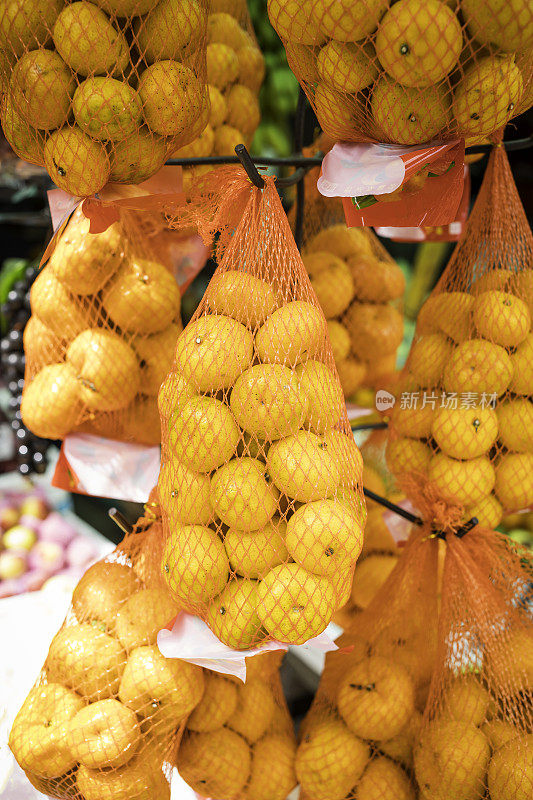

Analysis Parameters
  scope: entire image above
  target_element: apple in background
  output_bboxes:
[28,542,65,574]
[0,551,27,580]
[19,496,48,520]
[38,512,77,547]
[3,525,37,552]
[0,506,20,531]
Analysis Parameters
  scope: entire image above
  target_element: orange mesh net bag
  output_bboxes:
[20,205,182,445]
[177,649,298,800]
[267,0,533,146]
[8,504,202,800]
[0,0,209,196]
[387,144,533,527]
[158,166,367,649]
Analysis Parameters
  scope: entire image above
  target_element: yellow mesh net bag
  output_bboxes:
[21,206,182,444]
[387,144,533,526]
[267,0,533,146]
[0,0,209,196]
[158,166,367,648]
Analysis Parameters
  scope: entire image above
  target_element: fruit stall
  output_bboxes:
[0,2,532,800]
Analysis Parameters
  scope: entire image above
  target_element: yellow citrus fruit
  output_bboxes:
[338,656,415,740]
[497,399,533,452]
[516,269,533,317]
[225,84,261,136]
[245,734,297,800]
[310,258,355,318]
[53,2,129,76]
[380,711,423,770]
[207,41,239,89]
[443,339,513,396]
[0,0,63,59]
[210,457,279,530]
[255,562,336,643]
[158,371,195,426]
[296,359,344,434]
[314,82,358,140]
[206,577,264,649]
[209,0,247,14]
[317,40,378,93]
[207,270,277,329]
[444,676,490,727]
[356,755,415,800]
[453,55,524,137]
[372,78,450,144]
[224,519,288,579]
[213,123,243,154]
[295,718,370,800]
[158,459,212,525]
[1,94,44,165]
[178,728,251,799]
[327,320,352,361]
[285,41,319,83]
[286,498,363,577]
[267,430,341,502]
[267,0,326,45]
[510,333,533,395]
[231,363,308,439]
[418,292,474,342]
[392,403,434,439]
[238,45,266,92]
[350,552,398,608]
[464,493,503,529]
[139,61,203,136]
[208,83,227,127]
[109,129,167,183]
[207,11,248,50]
[10,49,75,131]
[429,453,495,506]
[336,357,366,397]
[387,438,432,476]
[348,255,405,303]
[162,523,229,606]
[373,620,436,687]
[471,268,515,295]
[169,396,239,473]
[21,364,83,440]
[473,290,530,347]
[256,300,326,367]
[432,405,498,459]
[314,0,389,42]
[306,225,372,261]
[73,77,142,141]
[173,124,214,158]
[361,508,397,557]
[376,0,462,88]
[488,735,533,800]
[495,453,533,510]
[44,127,110,196]
[462,0,533,52]
[346,302,404,359]
[362,464,386,506]
[482,720,521,752]
[324,428,363,487]
[408,333,453,387]
[226,679,276,742]
[187,672,238,732]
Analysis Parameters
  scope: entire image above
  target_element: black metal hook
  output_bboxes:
[235,144,265,189]
[363,487,424,526]
[108,507,134,536]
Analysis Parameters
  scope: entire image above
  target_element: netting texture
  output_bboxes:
[387,145,533,525]
[158,168,367,649]
[21,206,182,444]
[0,0,209,196]
[268,0,533,145]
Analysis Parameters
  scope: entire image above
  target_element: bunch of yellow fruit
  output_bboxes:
[177,651,297,800]
[268,0,532,145]
[303,223,404,398]
[158,266,366,649]
[174,0,265,193]
[21,207,182,444]
[9,558,199,800]
[389,272,533,525]
[0,0,209,196]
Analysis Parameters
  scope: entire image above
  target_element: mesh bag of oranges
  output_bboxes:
[300,188,405,399]
[387,144,533,527]
[8,507,197,800]
[0,0,209,197]
[158,166,366,649]
[174,0,265,194]
[295,520,533,800]
[21,205,182,445]
[177,649,298,800]
[267,0,533,146]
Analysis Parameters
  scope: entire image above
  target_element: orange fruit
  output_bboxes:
[473,291,530,347]
[348,255,405,303]
[345,303,403,359]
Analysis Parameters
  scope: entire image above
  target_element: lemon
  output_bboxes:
[314,0,389,42]
[387,438,432,476]
[187,673,238,732]
[317,40,377,93]
[462,0,533,54]
[296,360,344,434]
[53,2,129,76]
[207,42,239,89]
[137,0,206,62]
[224,519,288,578]
[432,405,498,460]
[495,453,533,510]
[245,735,297,800]
[10,49,75,130]
[429,453,495,506]
[310,258,355,318]
[0,0,63,59]
[296,718,369,800]
[44,127,110,196]
[497,399,533,453]
[392,404,434,439]
[510,333,533,395]
[230,363,308,440]
[178,728,250,799]
[443,339,513,396]
[109,129,166,183]
[453,56,523,137]
[162,523,229,606]
[169,396,239,473]
[139,61,204,136]
[72,77,142,141]
[286,499,363,577]
[267,430,341,502]
[226,84,261,136]
[256,563,336,643]
[285,42,319,83]
[376,0,462,88]
[267,0,325,45]
[174,314,253,392]
[307,224,372,261]
[210,457,279,530]
[350,552,398,608]
[408,334,453,387]
[206,577,264,649]
[158,460,212,525]
[256,300,326,367]
[227,679,276,742]
[464,493,503,529]
[208,83,227,127]
[372,78,450,144]
[336,357,367,397]
[473,290,530,348]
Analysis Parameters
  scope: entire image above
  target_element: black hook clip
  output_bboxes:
[235,144,265,189]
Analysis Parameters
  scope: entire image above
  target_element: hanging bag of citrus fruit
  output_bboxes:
[158,166,366,650]
[21,205,182,447]
[0,0,209,197]
[388,144,533,527]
